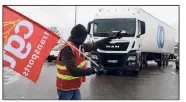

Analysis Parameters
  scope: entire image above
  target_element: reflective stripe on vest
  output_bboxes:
[57,72,80,80]
[56,60,86,80]
[56,60,86,70]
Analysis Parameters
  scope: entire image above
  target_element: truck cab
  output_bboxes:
[87,8,146,75]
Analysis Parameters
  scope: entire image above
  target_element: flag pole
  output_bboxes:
[75,6,77,26]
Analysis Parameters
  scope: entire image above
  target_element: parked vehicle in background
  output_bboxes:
[47,44,62,62]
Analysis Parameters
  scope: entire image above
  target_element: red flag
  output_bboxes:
[3,6,60,83]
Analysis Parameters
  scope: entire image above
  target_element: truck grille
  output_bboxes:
[99,42,129,51]
[99,53,126,68]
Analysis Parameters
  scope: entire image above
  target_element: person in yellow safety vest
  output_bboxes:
[56,24,122,100]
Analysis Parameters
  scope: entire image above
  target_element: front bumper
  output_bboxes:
[90,51,140,71]
[103,65,140,71]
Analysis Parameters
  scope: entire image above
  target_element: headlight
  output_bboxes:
[91,55,98,60]
[128,62,136,65]
[127,56,136,61]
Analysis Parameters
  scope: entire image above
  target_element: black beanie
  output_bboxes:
[70,24,88,38]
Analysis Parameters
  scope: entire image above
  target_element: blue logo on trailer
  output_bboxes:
[157,25,165,48]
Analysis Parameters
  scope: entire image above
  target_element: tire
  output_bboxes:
[143,54,147,68]
[140,54,144,69]
[166,59,169,66]
[157,61,161,67]
[161,55,166,69]
[133,71,139,77]
[176,66,179,70]
[157,55,164,67]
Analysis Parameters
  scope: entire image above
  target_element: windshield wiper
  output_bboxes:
[113,30,134,37]
[94,32,109,37]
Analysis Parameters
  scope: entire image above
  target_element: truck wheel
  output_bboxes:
[140,61,143,69]
[161,55,166,69]
[157,61,161,67]
[166,59,169,66]
[157,55,164,67]
[140,54,144,69]
[144,61,148,68]
[143,54,147,68]
[133,71,139,77]
[176,66,179,70]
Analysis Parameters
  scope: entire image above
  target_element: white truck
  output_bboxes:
[87,7,175,75]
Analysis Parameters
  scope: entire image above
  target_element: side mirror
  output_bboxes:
[140,21,146,34]
[87,21,92,34]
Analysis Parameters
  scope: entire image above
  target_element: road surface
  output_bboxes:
[3,61,179,100]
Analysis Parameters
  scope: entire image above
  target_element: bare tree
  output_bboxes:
[47,26,64,44]
[47,27,60,36]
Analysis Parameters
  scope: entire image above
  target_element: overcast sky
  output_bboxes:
[9,6,179,42]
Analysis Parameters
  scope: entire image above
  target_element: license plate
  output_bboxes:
[107,60,118,63]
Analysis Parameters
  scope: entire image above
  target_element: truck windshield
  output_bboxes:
[93,18,136,37]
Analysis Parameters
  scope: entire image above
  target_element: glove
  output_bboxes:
[110,31,122,39]
[93,66,104,73]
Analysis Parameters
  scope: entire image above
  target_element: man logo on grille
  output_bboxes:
[157,25,165,48]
